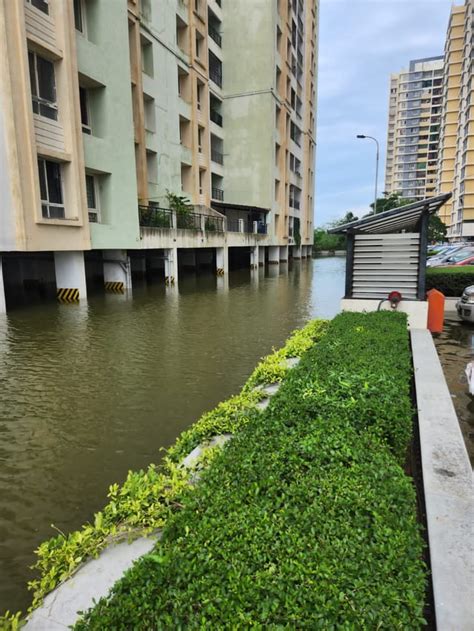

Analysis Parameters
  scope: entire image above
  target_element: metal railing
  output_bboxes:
[211,147,224,164]
[139,205,173,228]
[176,211,202,230]
[204,215,225,232]
[208,25,222,47]
[212,187,224,201]
[227,218,240,232]
[209,65,222,87]
[257,222,267,235]
[210,109,223,126]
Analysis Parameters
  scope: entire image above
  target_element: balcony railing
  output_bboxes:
[208,25,222,47]
[209,65,222,87]
[210,109,223,126]
[227,219,240,232]
[211,147,224,164]
[176,211,203,230]
[212,187,224,201]
[139,205,173,228]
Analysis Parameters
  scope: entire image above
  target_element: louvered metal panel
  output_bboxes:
[351,233,420,299]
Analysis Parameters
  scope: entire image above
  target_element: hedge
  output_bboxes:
[75,312,426,630]
[0,319,328,629]
[426,265,474,296]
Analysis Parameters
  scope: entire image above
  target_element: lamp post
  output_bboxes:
[357,134,379,214]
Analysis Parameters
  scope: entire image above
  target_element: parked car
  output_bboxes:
[457,285,474,323]
[427,246,474,267]
[453,255,474,266]
[436,248,474,267]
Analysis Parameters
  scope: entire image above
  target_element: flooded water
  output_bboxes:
[434,316,474,467]
[0,257,345,614]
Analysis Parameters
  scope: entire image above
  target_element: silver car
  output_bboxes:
[457,285,474,323]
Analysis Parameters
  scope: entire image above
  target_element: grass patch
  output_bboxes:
[426,265,474,296]
[74,312,426,629]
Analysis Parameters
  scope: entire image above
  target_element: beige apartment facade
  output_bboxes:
[385,57,444,201]
[0,0,318,312]
[437,1,474,239]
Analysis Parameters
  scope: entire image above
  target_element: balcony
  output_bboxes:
[208,25,221,47]
[210,109,223,126]
[209,65,222,87]
[212,187,224,201]
[139,205,224,232]
[139,206,173,228]
[211,147,224,164]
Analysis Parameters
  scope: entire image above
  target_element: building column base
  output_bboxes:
[216,246,228,276]
[103,250,132,292]
[268,246,280,265]
[164,248,178,286]
[279,245,288,262]
[54,251,87,302]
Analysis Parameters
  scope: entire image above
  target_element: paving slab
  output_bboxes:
[411,329,474,630]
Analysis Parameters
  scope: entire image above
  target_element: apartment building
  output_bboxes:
[385,57,444,201]
[437,1,474,240]
[0,0,318,313]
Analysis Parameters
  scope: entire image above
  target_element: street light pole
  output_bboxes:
[356,134,379,214]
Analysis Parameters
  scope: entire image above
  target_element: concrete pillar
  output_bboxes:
[258,246,265,267]
[238,218,244,233]
[103,250,132,290]
[54,251,87,301]
[268,246,280,265]
[216,246,228,275]
[164,247,178,286]
[0,257,6,314]
[293,245,302,259]
[250,245,259,269]
[279,245,288,262]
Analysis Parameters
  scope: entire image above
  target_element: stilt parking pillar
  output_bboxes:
[250,245,259,269]
[54,251,87,302]
[293,245,302,259]
[279,245,288,262]
[216,246,228,276]
[0,257,6,313]
[164,248,178,286]
[268,246,279,265]
[258,247,265,267]
[103,250,132,292]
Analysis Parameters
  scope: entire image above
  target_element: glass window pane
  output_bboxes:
[37,159,47,200]
[79,87,89,126]
[28,52,37,97]
[36,56,56,103]
[73,0,83,32]
[85,175,96,209]
[31,0,49,14]
[45,161,63,204]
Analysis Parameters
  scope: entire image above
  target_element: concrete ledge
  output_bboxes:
[341,298,428,329]
[411,329,474,630]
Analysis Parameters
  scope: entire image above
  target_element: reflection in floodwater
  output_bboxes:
[0,257,345,614]
[434,317,474,466]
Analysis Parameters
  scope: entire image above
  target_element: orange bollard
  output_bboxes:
[427,288,445,333]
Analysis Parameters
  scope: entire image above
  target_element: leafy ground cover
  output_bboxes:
[0,320,327,629]
[75,312,426,629]
[426,265,474,296]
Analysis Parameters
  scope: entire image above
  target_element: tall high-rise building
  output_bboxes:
[437,1,474,240]
[385,57,444,201]
[0,0,318,313]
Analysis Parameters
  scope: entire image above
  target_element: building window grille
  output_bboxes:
[209,51,222,87]
[27,0,49,15]
[28,51,57,120]
[38,158,65,219]
[86,173,100,223]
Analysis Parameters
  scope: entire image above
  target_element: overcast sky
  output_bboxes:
[315,0,455,227]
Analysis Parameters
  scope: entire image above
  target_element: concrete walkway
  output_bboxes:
[411,329,474,630]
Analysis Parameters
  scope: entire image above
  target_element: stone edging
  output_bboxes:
[411,329,474,631]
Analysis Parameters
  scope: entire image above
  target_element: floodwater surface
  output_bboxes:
[0,257,345,614]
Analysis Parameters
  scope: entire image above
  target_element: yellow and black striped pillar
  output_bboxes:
[104,281,125,293]
[57,288,80,303]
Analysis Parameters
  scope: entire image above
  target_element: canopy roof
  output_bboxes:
[211,201,270,214]
[329,193,451,235]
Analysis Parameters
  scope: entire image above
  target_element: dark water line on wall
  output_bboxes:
[0,257,345,614]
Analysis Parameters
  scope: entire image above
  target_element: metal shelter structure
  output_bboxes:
[329,193,451,301]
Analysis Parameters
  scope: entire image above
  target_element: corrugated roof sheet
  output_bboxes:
[329,193,451,235]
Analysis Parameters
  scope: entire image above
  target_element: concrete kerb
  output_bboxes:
[25,356,303,629]
[411,329,474,631]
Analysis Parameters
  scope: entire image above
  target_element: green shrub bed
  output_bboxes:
[426,265,474,296]
[75,312,426,630]
[0,319,327,627]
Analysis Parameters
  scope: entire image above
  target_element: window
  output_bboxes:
[27,0,49,15]
[198,126,204,152]
[79,87,91,134]
[195,30,204,61]
[28,52,57,120]
[199,169,204,196]
[141,37,154,76]
[37,158,65,219]
[197,80,204,110]
[85,173,100,223]
[73,0,85,34]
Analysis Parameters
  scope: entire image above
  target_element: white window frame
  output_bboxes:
[38,158,65,219]
[74,0,87,36]
[85,173,100,223]
[28,51,58,121]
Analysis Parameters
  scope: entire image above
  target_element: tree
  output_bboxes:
[428,215,447,243]
[330,211,359,227]
[369,192,412,215]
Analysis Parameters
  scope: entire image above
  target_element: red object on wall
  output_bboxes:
[427,288,445,333]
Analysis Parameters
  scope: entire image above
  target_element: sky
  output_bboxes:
[315,0,455,227]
